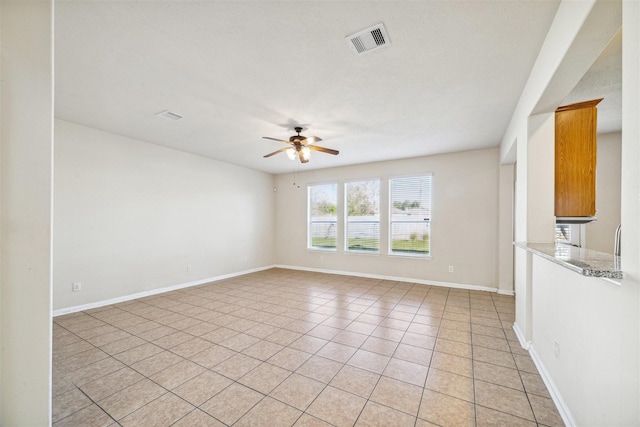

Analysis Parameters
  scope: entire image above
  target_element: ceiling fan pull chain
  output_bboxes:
[293,164,301,188]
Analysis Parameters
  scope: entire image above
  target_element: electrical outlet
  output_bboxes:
[72,282,82,292]
[187,265,191,273]
[554,340,560,358]
[448,266,454,273]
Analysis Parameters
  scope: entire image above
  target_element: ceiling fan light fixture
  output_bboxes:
[301,146,311,161]
[305,136,319,145]
[262,127,337,163]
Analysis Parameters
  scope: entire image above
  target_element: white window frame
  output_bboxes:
[344,178,380,254]
[388,173,432,258]
[307,182,338,251]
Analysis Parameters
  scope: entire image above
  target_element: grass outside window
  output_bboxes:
[311,237,430,254]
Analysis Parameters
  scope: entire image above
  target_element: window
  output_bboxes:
[555,224,572,243]
[345,179,380,253]
[555,223,582,247]
[308,183,337,250]
[389,174,432,256]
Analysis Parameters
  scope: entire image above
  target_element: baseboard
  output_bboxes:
[274,264,500,293]
[53,265,275,317]
[54,264,501,317]
[512,322,530,350]
[529,345,576,427]
[497,289,515,296]
[513,324,574,425]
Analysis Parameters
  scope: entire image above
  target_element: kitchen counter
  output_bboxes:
[514,242,623,279]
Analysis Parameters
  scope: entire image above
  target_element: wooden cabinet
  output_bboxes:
[555,99,601,217]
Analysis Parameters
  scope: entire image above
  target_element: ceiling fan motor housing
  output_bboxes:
[290,127,305,143]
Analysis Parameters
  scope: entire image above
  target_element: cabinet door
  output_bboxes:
[554,103,597,217]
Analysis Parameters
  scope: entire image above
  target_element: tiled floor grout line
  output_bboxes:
[413,287,443,427]
[467,295,479,427]
[74,382,120,425]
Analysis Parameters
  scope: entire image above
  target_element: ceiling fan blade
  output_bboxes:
[308,145,339,155]
[263,147,290,158]
[298,149,309,163]
[262,137,291,144]
[301,136,322,145]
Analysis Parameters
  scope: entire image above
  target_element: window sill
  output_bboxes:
[387,253,432,260]
[344,250,380,256]
[307,247,337,253]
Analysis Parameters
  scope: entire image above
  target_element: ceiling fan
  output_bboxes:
[263,127,339,163]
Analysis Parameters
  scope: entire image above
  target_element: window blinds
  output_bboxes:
[389,175,432,256]
[345,180,380,252]
[308,183,338,250]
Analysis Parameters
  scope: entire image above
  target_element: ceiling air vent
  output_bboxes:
[156,110,183,121]
[346,23,390,55]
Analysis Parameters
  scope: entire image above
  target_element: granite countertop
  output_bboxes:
[514,242,623,280]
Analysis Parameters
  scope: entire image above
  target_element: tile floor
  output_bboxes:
[53,268,564,426]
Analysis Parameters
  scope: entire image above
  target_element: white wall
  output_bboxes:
[530,256,638,426]
[274,148,501,291]
[621,3,640,422]
[497,163,515,294]
[0,1,54,424]
[53,120,276,311]
[526,113,555,243]
[585,131,621,253]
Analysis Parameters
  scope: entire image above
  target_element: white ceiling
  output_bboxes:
[562,29,622,135]
[55,0,564,175]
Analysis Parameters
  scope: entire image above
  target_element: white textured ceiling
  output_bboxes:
[55,0,563,174]
[562,29,622,135]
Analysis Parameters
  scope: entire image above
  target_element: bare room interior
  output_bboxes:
[1,1,639,426]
